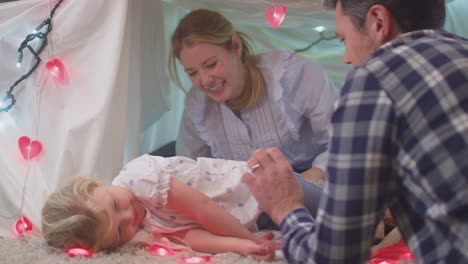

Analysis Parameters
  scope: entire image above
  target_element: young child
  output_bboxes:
[41,155,321,260]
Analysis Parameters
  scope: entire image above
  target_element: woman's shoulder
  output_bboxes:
[256,50,293,70]
[184,87,218,116]
[256,50,322,98]
[256,50,312,71]
[186,86,208,104]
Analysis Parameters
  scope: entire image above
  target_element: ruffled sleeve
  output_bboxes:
[258,50,338,171]
[258,51,301,141]
[177,87,227,159]
[112,154,172,206]
[283,53,337,171]
[176,87,217,159]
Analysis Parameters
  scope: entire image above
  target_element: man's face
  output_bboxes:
[335,1,380,66]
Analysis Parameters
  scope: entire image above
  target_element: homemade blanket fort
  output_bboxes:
[1,0,467,263]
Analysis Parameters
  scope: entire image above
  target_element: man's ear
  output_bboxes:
[367,5,400,44]
[231,34,243,56]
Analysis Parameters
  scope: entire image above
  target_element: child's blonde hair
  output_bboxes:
[169,9,264,110]
[41,177,108,251]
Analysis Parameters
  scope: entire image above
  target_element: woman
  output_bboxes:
[169,9,338,182]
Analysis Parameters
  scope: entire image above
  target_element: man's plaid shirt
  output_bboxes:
[280,30,468,264]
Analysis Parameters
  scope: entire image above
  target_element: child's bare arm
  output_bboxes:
[165,178,272,245]
[172,228,274,260]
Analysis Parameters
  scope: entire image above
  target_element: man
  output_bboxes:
[242,0,468,263]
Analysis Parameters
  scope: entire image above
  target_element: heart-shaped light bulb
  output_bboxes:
[148,244,176,257]
[181,256,211,263]
[265,5,287,29]
[45,58,68,83]
[18,136,43,160]
[65,248,93,257]
[13,216,33,236]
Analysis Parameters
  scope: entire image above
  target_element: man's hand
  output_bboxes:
[242,148,305,225]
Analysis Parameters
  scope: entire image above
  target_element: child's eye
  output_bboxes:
[113,200,118,210]
[188,71,197,77]
[118,225,122,239]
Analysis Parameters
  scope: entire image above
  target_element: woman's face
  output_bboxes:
[179,37,245,103]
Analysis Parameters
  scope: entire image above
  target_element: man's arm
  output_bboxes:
[242,72,397,263]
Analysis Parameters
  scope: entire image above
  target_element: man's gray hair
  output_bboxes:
[323,0,445,32]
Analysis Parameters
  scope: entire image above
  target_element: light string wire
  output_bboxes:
[294,31,338,53]
[0,0,64,112]
[10,70,62,254]
[0,61,48,223]
[0,0,58,220]
[0,0,64,254]
[262,0,276,7]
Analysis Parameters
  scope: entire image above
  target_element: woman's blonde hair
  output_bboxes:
[41,177,108,251]
[169,9,264,110]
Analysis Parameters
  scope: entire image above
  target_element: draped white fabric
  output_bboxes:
[0,0,467,237]
[0,0,169,236]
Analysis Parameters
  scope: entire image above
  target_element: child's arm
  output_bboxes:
[171,228,274,260]
[165,178,276,247]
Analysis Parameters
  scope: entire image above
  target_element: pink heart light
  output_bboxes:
[148,244,176,257]
[181,256,211,263]
[65,248,93,258]
[265,5,287,29]
[18,136,43,160]
[45,58,68,83]
[13,216,33,236]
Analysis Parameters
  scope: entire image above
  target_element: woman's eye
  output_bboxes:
[188,71,197,77]
[207,62,216,68]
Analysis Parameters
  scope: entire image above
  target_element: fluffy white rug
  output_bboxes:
[0,233,287,264]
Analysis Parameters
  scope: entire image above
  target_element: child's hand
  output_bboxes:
[254,231,282,250]
[238,239,276,261]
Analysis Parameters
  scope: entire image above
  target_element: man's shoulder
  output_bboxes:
[358,31,466,78]
[372,30,468,61]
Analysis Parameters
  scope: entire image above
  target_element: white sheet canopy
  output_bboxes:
[0,0,169,236]
[0,0,466,237]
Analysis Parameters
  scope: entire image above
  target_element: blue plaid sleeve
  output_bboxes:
[280,68,398,264]
[280,30,468,263]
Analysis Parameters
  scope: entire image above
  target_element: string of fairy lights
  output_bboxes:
[0,0,64,113]
[295,28,338,53]
[0,0,65,245]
